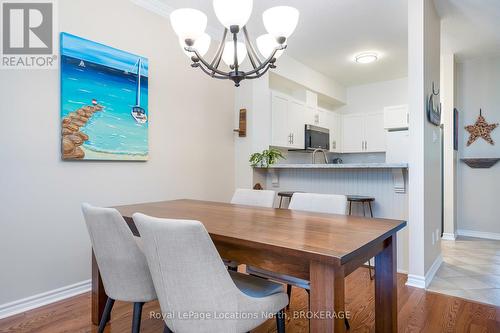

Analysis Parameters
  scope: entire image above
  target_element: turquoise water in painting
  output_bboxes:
[60,33,148,157]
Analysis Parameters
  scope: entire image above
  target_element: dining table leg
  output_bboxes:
[91,251,106,325]
[374,234,397,333]
[310,260,346,333]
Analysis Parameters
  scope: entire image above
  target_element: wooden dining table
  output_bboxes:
[91,199,406,332]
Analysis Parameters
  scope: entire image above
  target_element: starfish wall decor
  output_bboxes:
[464,109,498,146]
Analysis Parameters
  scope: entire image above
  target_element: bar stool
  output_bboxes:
[347,195,376,280]
[347,195,375,217]
[277,191,303,208]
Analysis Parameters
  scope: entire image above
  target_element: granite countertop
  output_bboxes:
[255,163,408,169]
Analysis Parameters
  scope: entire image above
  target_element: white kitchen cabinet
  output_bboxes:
[271,92,305,149]
[328,112,342,153]
[342,112,386,153]
[271,94,289,147]
[364,113,386,152]
[384,104,409,130]
[342,114,365,153]
[288,100,306,149]
[305,106,316,126]
[320,109,341,152]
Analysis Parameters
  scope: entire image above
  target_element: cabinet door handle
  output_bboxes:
[333,141,336,149]
[291,133,294,144]
[365,141,368,150]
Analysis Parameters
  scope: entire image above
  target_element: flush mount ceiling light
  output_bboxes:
[355,52,378,64]
[170,0,299,87]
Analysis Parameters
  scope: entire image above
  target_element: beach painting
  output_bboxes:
[60,33,148,161]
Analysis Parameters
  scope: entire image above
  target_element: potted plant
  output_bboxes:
[249,148,285,168]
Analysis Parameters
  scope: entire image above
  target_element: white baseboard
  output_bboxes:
[0,280,91,320]
[405,254,443,289]
[457,229,500,240]
[441,233,457,241]
[406,274,426,289]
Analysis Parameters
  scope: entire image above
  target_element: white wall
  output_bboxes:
[274,55,346,105]
[407,0,442,288]
[0,0,235,306]
[456,56,500,236]
[441,53,458,239]
[337,77,408,115]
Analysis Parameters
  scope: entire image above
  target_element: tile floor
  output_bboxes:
[428,236,500,306]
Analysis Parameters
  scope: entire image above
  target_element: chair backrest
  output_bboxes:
[289,192,348,215]
[133,213,243,332]
[81,203,156,302]
[230,188,275,208]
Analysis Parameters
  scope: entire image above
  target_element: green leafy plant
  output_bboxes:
[249,148,285,168]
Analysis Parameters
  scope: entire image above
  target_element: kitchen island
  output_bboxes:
[256,162,408,169]
[253,162,409,272]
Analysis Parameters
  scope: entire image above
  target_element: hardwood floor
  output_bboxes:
[1,268,499,333]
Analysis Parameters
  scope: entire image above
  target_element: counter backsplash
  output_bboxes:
[277,150,386,165]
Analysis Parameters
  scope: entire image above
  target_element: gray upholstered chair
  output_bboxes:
[289,192,348,215]
[230,188,276,207]
[226,189,276,271]
[247,192,350,329]
[133,213,288,333]
[81,203,157,333]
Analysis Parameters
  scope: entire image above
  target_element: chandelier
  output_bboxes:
[170,0,299,87]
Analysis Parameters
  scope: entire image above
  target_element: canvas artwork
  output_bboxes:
[60,33,149,160]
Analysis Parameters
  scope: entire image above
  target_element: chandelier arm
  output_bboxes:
[246,64,273,79]
[242,26,263,66]
[243,46,283,76]
[213,40,225,71]
[233,32,239,73]
[210,28,228,68]
[242,31,259,73]
[191,49,231,77]
[196,63,229,79]
[196,61,230,79]
[246,48,259,72]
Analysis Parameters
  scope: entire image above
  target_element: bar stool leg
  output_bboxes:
[279,196,283,208]
[368,202,374,218]
[349,201,352,215]
[362,202,366,217]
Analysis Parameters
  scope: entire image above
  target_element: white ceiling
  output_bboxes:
[158,0,408,87]
[435,0,500,61]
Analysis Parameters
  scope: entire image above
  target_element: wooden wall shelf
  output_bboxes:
[461,158,500,168]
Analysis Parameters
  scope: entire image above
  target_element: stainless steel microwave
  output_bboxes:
[304,124,330,150]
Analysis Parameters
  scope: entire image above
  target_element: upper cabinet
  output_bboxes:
[271,91,341,151]
[384,105,409,131]
[342,112,386,153]
[364,113,386,152]
[321,108,342,153]
[271,92,305,149]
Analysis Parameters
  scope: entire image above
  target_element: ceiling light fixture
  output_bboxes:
[170,0,299,87]
[355,52,378,64]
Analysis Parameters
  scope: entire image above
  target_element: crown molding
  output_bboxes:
[129,0,171,18]
[129,0,222,40]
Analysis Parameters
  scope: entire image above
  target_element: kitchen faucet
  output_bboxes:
[312,148,328,164]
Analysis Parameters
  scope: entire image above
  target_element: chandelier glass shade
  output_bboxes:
[170,0,299,87]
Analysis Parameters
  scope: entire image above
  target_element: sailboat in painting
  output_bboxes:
[131,58,147,124]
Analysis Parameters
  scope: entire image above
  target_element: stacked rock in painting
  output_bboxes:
[61,105,103,159]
